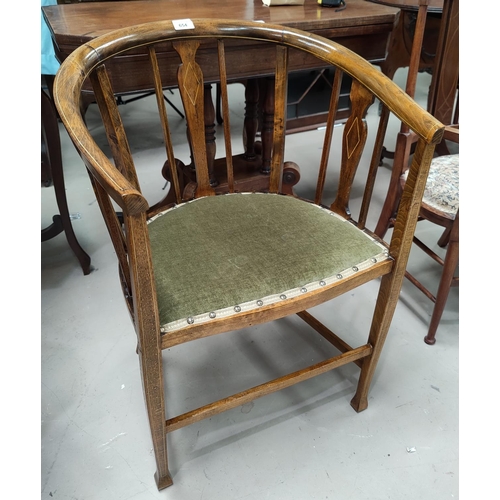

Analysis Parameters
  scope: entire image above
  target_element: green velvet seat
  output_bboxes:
[148,193,388,334]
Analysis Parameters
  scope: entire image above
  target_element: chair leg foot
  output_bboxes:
[424,334,436,345]
[155,470,174,490]
[350,395,368,413]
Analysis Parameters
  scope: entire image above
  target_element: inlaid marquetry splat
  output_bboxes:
[346,117,361,159]
[182,63,202,106]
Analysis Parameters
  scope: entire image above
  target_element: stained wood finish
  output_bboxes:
[53,20,444,490]
[43,0,399,94]
[41,88,91,275]
[166,343,372,433]
[330,79,374,219]
[43,0,399,51]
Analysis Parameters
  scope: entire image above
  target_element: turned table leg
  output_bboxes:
[243,79,259,161]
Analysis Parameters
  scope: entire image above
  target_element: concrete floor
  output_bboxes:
[41,68,459,499]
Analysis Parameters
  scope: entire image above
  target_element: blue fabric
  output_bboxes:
[41,0,60,75]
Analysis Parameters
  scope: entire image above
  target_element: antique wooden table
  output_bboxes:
[43,0,399,74]
[42,0,400,197]
[367,0,444,80]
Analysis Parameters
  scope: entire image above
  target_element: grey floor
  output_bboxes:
[41,69,459,499]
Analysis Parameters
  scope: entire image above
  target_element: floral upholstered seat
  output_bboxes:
[403,153,459,219]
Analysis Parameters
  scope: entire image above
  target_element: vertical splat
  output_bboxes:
[357,104,391,230]
[330,80,374,219]
[90,65,141,191]
[269,45,288,194]
[217,39,235,192]
[148,46,182,205]
[314,68,343,205]
[173,40,215,198]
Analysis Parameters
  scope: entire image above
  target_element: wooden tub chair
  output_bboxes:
[53,20,444,489]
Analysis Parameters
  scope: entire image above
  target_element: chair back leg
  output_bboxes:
[424,215,459,345]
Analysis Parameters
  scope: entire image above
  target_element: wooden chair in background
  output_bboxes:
[53,20,444,489]
[374,0,458,344]
[374,126,458,344]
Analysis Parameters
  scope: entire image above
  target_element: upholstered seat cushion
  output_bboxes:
[404,154,459,218]
[147,193,388,333]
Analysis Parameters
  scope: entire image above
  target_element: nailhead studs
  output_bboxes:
[280,294,287,300]
[336,274,343,279]
[187,317,194,325]
[234,305,241,313]
[371,258,377,263]
[352,266,359,272]
[257,300,264,307]
[209,312,216,319]
[320,280,326,286]
[301,287,307,293]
